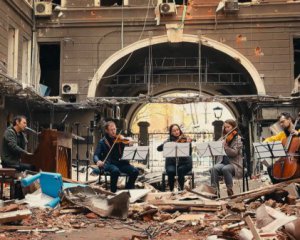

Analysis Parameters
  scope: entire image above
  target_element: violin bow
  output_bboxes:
[218,126,238,141]
[102,130,123,165]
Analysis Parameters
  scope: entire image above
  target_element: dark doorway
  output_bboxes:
[101,0,122,6]
[39,43,60,96]
[52,0,61,5]
[175,0,188,5]
[294,38,300,79]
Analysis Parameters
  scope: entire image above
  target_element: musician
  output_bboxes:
[210,119,243,196]
[263,112,300,183]
[157,124,192,191]
[93,121,139,193]
[1,115,34,171]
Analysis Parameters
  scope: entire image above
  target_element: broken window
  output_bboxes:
[52,0,61,5]
[7,27,19,78]
[294,38,300,79]
[100,0,123,6]
[175,0,188,5]
[39,43,60,96]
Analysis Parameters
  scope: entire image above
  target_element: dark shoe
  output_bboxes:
[227,187,234,197]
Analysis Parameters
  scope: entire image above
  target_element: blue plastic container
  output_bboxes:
[39,172,63,198]
[21,172,63,198]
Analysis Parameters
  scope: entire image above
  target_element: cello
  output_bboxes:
[273,113,300,180]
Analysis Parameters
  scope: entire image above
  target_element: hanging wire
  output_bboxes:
[147,43,150,95]
[193,101,199,125]
[102,0,152,79]
[198,34,202,96]
[147,35,153,95]
[121,0,124,48]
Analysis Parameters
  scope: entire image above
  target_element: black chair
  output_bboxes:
[98,168,129,190]
[161,170,195,192]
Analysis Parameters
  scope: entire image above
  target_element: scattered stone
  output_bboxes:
[86,212,98,219]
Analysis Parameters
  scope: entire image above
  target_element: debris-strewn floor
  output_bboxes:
[0,171,300,240]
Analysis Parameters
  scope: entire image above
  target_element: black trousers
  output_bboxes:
[104,161,139,193]
[165,158,192,191]
[2,162,36,172]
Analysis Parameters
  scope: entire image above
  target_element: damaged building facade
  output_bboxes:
[1,0,300,168]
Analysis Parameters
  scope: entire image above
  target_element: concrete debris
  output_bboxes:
[256,204,297,233]
[63,185,130,219]
[118,189,151,203]
[0,174,299,239]
[0,208,31,224]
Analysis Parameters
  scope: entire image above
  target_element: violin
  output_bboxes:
[225,129,238,143]
[176,135,193,143]
[272,113,300,180]
[113,134,136,144]
[101,131,136,165]
[219,127,238,143]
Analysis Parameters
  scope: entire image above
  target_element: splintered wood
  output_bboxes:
[1,176,300,239]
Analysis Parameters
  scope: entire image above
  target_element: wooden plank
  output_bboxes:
[221,178,300,203]
[0,204,19,212]
[190,206,222,212]
[0,225,39,231]
[244,216,262,240]
[148,199,223,208]
[0,209,31,224]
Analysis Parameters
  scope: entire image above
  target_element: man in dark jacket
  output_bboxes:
[93,121,139,193]
[1,115,34,171]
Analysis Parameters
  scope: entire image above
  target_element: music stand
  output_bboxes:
[195,141,226,197]
[163,142,190,189]
[121,146,137,161]
[134,146,149,167]
[253,141,286,177]
[121,146,149,164]
[195,141,226,158]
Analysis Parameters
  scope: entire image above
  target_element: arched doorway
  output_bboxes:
[88,34,266,99]
[88,34,264,174]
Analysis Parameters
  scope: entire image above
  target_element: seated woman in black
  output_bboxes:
[157,124,192,191]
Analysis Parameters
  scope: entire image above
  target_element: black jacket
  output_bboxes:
[1,127,27,165]
[93,134,125,165]
[157,137,192,167]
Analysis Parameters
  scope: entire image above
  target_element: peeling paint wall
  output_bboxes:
[36,1,300,99]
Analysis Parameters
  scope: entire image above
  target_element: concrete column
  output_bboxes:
[212,120,224,141]
[137,121,150,146]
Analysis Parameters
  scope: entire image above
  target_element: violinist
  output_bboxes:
[263,112,300,184]
[157,124,192,191]
[93,121,139,193]
[210,119,243,196]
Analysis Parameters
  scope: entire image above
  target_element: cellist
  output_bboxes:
[263,112,300,184]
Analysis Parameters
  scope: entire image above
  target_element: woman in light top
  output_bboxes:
[210,119,243,196]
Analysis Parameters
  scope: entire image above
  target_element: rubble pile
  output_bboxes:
[0,176,299,240]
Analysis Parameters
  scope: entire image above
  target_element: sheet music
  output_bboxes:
[253,141,286,159]
[121,146,149,161]
[195,141,226,157]
[269,141,287,157]
[195,142,210,157]
[121,146,136,160]
[163,142,190,158]
[209,141,226,156]
[134,146,149,161]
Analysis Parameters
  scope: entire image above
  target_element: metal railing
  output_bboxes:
[106,72,248,88]
[132,132,215,173]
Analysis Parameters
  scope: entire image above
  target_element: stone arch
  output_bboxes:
[87,34,266,97]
